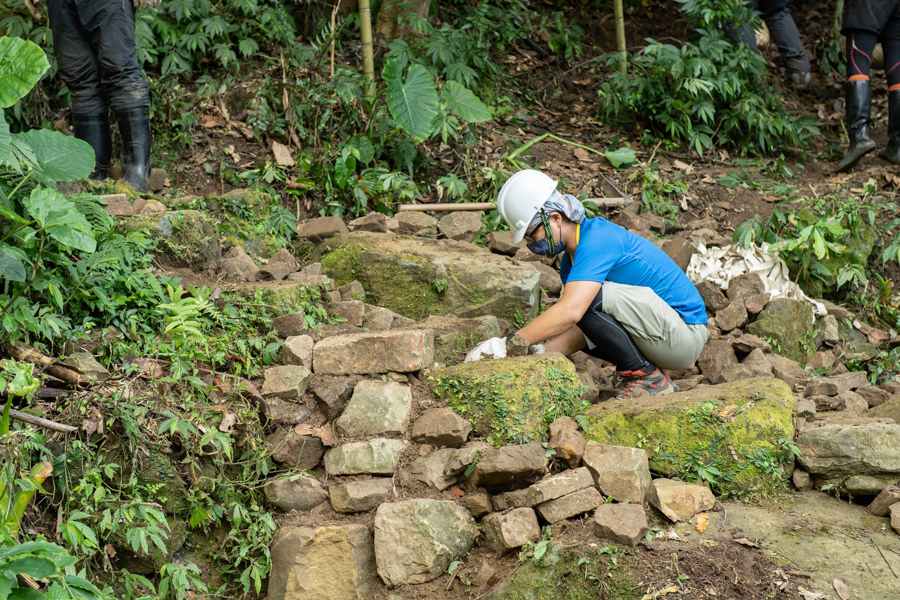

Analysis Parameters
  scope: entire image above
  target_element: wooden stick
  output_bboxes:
[874,541,899,578]
[397,198,627,212]
[7,341,52,367]
[8,409,77,433]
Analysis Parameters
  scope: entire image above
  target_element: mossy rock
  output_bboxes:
[223,280,329,314]
[870,394,900,422]
[108,517,187,575]
[585,378,797,497]
[120,210,221,271]
[745,298,815,363]
[319,232,541,323]
[209,189,286,257]
[101,446,190,517]
[427,353,584,447]
[488,544,638,600]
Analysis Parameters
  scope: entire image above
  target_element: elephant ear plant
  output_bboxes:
[0,38,107,600]
[0,36,101,342]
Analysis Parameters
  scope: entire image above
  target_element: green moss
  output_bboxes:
[225,281,330,316]
[121,210,220,271]
[322,243,445,319]
[870,394,900,421]
[428,354,585,446]
[489,546,638,600]
[585,378,796,497]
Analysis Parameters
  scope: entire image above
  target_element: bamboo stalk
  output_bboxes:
[330,2,339,79]
[359,0,375,95]
[613,0,627,74]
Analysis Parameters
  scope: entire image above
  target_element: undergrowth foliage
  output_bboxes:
[598,0,819,156]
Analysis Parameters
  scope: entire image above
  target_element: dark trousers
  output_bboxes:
[739,0,810,73]
[47,0,149,115]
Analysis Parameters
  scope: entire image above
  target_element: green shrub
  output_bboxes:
[598,0,818,156]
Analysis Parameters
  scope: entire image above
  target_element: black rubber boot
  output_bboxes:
[836,80,876,173]
[116,107,151,192]
[879,90,900,164]
[72,113,111,180]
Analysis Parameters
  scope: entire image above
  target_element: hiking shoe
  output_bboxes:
[615,368,675,399]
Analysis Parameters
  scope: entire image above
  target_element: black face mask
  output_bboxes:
[526,211,564,257]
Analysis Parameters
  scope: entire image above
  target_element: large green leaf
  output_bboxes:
[383,60,439,142]
[0,246,27,282]
[14,129,95,181]
[1,556,57,579]
[443,81,491,124]
[0,37,49,109]
[23,188,96,253]
[0,111,10,163]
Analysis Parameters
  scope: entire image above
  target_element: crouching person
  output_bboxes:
[467,169,709,399]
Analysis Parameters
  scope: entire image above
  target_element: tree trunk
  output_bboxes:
[375,0,430,43]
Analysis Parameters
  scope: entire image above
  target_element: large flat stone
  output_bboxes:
[335,380,412,437]
[582,443,651,504]
[525,468,593,506]
[593,504,649,547]
[410,408,472,448]
[483,508,540,553]
[269,524,375,600]
[797,423,900,479]
[649,479,715,522]
[374,500,478,586]
[330,478,393,513]
[313,330,434,374]
[429,353,583,447]
[805,372,869,397]
[469,443,549,493]
[534,487,604,523]
[324,439,408,476]
[264,476,328,512]
[261,366,311,399]
[319,232,541,323]
[586,378,796,495]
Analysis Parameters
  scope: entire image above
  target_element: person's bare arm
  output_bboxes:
[515,280,601,345]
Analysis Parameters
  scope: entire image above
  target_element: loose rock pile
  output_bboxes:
[129,205,900,598]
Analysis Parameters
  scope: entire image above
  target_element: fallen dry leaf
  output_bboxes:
[573,147,591,162]
[732,537,759,548]
[272,141,294,167]
[201,115,225,128]
[716,404,739,418]
[129,357,164,379]
[798,587,826,600]
[105,544,117,558]
[449,486,465,497]
[833,579,850,600]
[695,513,709,533]
[640,585,680,600]
[293,423,336,446]
[218,411,237,433]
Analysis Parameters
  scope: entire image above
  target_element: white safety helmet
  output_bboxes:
[496,169,558,243]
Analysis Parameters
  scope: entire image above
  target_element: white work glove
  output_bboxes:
[529,344,546,354]
[464,337,507,362]
[133,0,162,8]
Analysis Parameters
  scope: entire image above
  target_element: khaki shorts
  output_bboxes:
[584,281,709,370]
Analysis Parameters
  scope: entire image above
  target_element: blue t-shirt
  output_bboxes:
[559,217,708,324]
